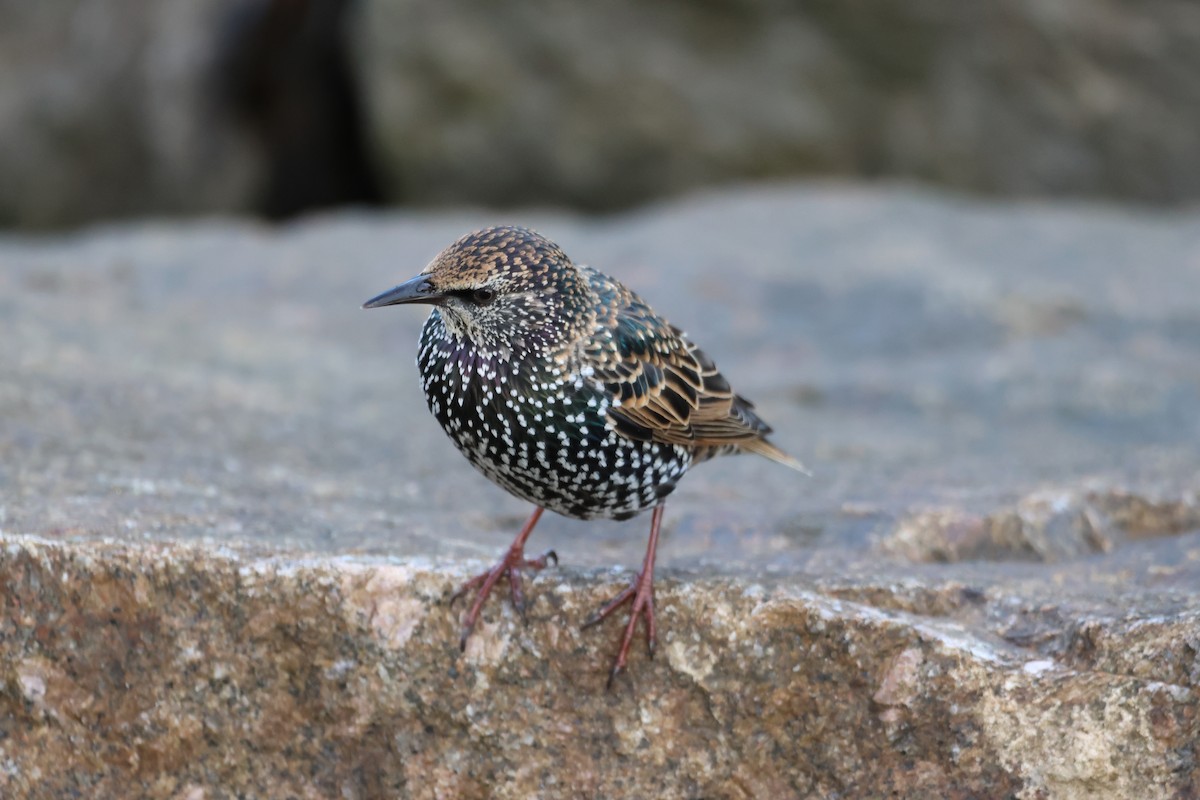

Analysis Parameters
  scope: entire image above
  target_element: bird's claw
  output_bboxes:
[448,574,486,608]
[509,568,528,622]
[582,572,657,690]
[580,581,636,629]
[451,545,558,649]
[606,663,623,691]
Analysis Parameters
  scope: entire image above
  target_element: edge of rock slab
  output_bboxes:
[1,535,1196,800]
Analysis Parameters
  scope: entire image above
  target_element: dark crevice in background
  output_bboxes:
[215,0,386,221]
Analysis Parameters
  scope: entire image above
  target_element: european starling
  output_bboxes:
[364,226,805,686]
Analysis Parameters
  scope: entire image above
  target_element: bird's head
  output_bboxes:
[363,226,595,356]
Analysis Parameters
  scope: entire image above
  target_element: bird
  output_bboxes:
[363,226,805,687]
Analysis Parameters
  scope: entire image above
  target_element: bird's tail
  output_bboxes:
[743,438,811,476]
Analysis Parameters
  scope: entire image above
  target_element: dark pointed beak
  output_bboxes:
[361,275,444,309]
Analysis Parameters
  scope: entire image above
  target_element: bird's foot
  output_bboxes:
[450,545,558,650]
[581,568,656,690]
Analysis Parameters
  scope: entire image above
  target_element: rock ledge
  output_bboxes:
[2,535,1195,799]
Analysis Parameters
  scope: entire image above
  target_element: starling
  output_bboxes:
[363,226,805,686]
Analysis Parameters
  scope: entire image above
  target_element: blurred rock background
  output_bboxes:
[2,0,1199,229]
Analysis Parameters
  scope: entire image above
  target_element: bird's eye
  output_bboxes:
[473,288,497,305]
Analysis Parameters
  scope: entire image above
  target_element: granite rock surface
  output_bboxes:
[0,0,256,229]
[2,536,1196,799]
[356,0,1200,210]
[1,185,1198,797]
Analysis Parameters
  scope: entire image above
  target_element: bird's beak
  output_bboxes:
[361,274,445,309]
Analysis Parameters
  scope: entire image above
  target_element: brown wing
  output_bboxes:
[580,275,804,470]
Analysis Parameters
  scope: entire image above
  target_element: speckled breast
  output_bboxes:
[416,311,691,520]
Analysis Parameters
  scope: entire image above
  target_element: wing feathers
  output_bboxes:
[581,271,802,469]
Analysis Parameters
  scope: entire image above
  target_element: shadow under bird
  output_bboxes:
[363,226,805,687]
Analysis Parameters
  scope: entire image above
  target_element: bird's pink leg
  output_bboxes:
[450,506,557,650]
[582,503,664,689]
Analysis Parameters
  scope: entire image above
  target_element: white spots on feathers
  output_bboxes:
[408,257,703,521]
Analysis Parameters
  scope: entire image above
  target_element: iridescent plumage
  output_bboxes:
[364,225,803,686]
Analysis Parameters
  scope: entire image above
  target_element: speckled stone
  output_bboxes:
[1,535,1196,799]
